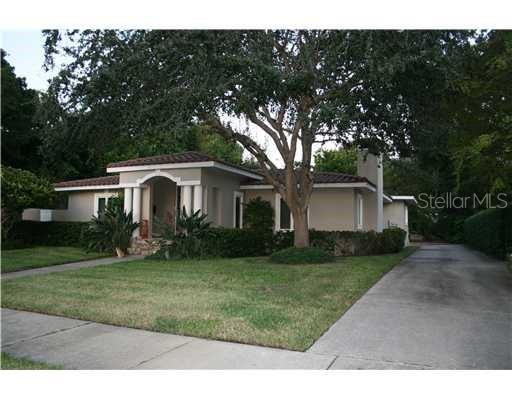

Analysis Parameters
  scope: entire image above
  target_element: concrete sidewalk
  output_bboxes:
[1,309,335,369]
[2,255,144,281]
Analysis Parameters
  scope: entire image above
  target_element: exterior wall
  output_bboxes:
[361,190,378,231]
[202,169,245,228]
[51,190,121,222]
[118,168,201,185]
[384,201,410,245]
[243,187,357,231]
[309,189,356,231]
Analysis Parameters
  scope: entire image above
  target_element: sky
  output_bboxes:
[0,30,336,166]
[1,30,56,91]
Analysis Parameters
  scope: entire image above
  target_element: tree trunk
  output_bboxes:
[292,208,309,248]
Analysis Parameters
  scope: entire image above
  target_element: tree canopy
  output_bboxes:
[1,50,41,171]
[43,30,476,246]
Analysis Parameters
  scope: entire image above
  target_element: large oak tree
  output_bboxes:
[43,30,472,247]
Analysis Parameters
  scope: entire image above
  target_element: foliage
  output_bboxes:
[464,207,512,260]
[1,165,56,240]
[3,221,88,249]
[274,228,406,256]
[196,125,244,165]
[270,247,335,264]
[314,148,357,175]
[1,165,56,213]
[43,30,474,248]
[1,50,41,172]
[153,208,214,259]
[82,197,138,254]
[243,197,274,232]
[450,31,512,197]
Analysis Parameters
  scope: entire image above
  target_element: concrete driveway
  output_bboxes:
[308,243,512,369]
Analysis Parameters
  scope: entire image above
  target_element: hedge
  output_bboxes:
[150,227,407,260]
[464,207,512,260]
[3,221,89,249]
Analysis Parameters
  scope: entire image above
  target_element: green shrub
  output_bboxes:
[150,208,214,259]
[243,197,274,232]
[270,247,335,264]
[1,165,56,240]
[464,207,512,260]
[4,221,88,248]
[82,197,138,256]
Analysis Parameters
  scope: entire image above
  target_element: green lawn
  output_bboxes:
[1,246,107,273]
[1,352,61,370]
[1,247,416,351]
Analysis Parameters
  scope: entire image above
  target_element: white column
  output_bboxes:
[376,154,384,232]
[182,185,192,215]
[124,188,133,214]
[193,185,203,214]
[132,187,142,238]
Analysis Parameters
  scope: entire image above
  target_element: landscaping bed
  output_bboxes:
[1,247,416,351]
[1,246,107,274]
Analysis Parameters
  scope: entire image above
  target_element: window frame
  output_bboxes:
[357,193,364,230]
[233,191,244,228]
[93,192,118,217]
[274,193,309,231]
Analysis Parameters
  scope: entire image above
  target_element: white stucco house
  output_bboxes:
[23,150,416,244]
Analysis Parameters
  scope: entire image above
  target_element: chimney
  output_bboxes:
[357,149,384,232]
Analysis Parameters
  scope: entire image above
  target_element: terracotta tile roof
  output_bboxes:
[107,151,215,168]
[106,151,262,178]
[243,170,374,186]
[54,175,120,188]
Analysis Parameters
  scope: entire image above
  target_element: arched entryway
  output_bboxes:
[148,176,178,237]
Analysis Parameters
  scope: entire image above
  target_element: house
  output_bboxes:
[22,150,416,247]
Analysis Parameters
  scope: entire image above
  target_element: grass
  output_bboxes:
[1,352,61,370]
[1,247,416,351]
[1,246,107,274]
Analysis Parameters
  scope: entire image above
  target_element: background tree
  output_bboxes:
[1,50,42,172]
[0,166,56,239]
[314,148,357,175]
[43,30,475,247]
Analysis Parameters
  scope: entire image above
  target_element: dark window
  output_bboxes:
[235,196,241,228]
[54,194,69,210]
[280,198,291,230]
[176,186,182,218]
[98,197,106,217]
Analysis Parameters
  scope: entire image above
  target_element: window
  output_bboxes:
[233,191,243,228]
[94,193,117,217]
[357,193,364,230]
[54,194,69,210]
[280,198,292,230]
[176,186,182,217]
[275,193,302,231]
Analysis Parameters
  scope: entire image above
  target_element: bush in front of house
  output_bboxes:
[3,221,89,249]
[464,207,512,260]
[272,228,406,256]
[270,247,335,264]
[1,165,56,242]
[82,197,139,257]
[243,197,274,232]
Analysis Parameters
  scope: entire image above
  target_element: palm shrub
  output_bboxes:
[82,197,139,257]
[153,208,214,259]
